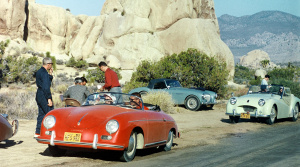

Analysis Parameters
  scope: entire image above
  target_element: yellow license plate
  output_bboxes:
[240,113,250,119]
[64,132,81,142]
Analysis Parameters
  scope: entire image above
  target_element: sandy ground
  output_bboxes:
[0,103,267,166]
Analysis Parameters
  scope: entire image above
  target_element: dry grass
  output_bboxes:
[142,91,177,114]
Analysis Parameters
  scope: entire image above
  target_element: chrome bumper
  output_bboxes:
[226,109,269,118]
[36,131,124,149]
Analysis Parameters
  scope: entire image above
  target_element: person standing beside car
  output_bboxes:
[35,57,54,138]
[98,61,122,93]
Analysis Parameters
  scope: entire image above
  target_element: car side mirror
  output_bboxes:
[167,86,170,89]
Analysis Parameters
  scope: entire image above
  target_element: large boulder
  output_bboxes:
[239,50,278,69]
[0,0,26,39]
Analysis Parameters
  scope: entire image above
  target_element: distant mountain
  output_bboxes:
[218,11,300,63]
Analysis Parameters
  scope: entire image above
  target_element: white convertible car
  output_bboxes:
[226,85,300,125]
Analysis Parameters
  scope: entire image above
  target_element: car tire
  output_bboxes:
[185,95,201,111]
[48,145,67,157]
[120,132,137,162]
[291,103,299,122]
[266,105,277,125]
[163,130,174,151]
[229,116,239,123]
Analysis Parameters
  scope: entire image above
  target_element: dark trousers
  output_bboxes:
[35,103,54,134]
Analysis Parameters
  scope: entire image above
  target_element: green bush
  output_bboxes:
[234,65,255,84]
[66,57,88,69]
[85,67,122,83]
[1,56,42,83]
[125,48,230,98]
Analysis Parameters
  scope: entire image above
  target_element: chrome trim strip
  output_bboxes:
[226,113,269,118]
[129,119,175,123]
[93,134,98,149]
[36,138,124,149]
[145,140,167,147]
[77,113,88,125]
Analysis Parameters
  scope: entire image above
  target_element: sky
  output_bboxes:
[35,0,300,18]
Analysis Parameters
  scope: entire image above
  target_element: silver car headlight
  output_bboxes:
[43,115,56,129]
[230,98,237,105]
[106,120,119,134]
[258,99,265,106]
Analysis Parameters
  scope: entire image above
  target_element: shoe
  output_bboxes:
[34,133,40,138]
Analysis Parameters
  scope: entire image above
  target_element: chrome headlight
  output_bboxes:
[230,98,237,105]
[258,99,265,106]
[43,115,56,129]
[106,120,119,134]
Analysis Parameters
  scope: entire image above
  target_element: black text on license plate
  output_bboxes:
[64,132,81,142]
[240,113,250,119]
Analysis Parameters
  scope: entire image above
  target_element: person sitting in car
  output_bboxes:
[130,92,149,110]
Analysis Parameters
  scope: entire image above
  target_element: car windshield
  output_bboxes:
[82,92,146,110]
[248,85,284,95]
[166,80,182,88]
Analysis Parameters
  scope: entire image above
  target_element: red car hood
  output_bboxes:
[54,105,131,129]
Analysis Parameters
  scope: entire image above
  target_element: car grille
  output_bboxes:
[243,106,256,112]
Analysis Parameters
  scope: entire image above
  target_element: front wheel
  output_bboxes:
[291,103,299,122]
[163,130,174,151]
[48,145,67,157]
[120,132,137,162]
[185,96,201,111]
[266,106,277,125]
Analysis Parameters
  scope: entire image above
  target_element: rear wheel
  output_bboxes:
[266,106,277,125]
[291,103,299,122]
[48,145,67,157]
[120,132,137,162]
[185,96,201,111]
[163,130,174,151]
[229,116,240,123]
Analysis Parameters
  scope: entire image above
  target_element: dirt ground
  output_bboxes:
[0,103,266,166]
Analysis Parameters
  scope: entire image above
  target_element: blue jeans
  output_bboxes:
[110,87,122,103]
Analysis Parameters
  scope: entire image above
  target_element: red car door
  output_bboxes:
[145,110,166,146]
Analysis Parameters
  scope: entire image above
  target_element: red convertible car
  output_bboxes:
[36,92,180,162]
[0,114,18,141]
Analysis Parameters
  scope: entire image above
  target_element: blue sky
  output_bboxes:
[35,0,300,17]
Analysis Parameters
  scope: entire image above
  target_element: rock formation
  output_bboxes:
[0,0,235,82]
[239,50,278,69]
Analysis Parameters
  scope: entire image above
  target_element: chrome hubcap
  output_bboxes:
[270,107,276,122]
[188,98,197,109]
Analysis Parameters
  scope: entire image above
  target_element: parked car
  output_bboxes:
[129,79,217,111]
[226,85,300,125]
[36,92,180,162]
[0,114,18,141]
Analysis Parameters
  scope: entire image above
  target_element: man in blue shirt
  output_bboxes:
[34,57,54,137]
[261,75,270,92]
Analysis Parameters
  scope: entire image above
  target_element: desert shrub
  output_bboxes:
[66,57,88,69]
[54,84,68,94]
[142,91,176,114]
[124,48,229,98]
[268,67,295,81]
[0,40,10,57]
[85,67,122,83]
[234,65,255,84]
[0,91,37,119]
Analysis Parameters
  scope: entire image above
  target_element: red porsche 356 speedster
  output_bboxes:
[0,114,18,141]
[36,92,180,162]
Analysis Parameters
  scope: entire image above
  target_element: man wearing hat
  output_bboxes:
[35,57,54,137]
[63,77,91,105]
